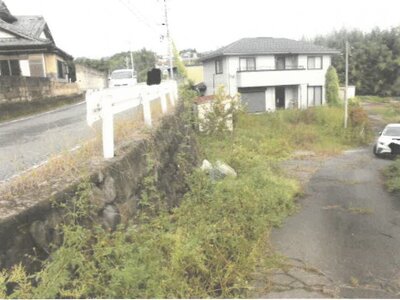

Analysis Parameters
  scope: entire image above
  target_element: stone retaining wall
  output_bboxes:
[0,103,199,270]
[0,76,81,104]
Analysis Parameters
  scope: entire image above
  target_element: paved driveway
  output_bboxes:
[264,148,400,298]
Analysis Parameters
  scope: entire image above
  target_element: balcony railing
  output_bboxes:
[237,66,306,73]
[236,67,309,88]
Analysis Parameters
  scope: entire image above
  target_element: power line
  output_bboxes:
[117,0,160,34]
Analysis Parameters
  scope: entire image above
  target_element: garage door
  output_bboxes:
[239,89,266,113]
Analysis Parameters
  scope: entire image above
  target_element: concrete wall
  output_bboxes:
[75,64,108,91]
[0,76,80,104]
[339,86,356,100]
[186,65,204,85]
[0,104,199,270]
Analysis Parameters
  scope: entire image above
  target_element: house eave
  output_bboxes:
[200,50,340,62]
[0,44,73,60]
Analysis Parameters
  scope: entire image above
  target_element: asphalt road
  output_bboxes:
[0,102,95,182]
[268,148,400,298]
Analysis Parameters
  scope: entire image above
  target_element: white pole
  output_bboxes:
[160,86,168,114]
[169,90,175,107]
[130,41,134,76]
[344,41,349,129]
[102,95,114,159]
[142,94,153,127]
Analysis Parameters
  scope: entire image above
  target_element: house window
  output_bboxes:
[215,59,223,74]
[0,60,21,76]
[29,56,45,77]
[275,56,285,70]
[275,55,298,70]
[10,60,21,76]
[307,56,322,69]
[57,60,67,79]
[0,60,10,76]
[308,86,323,106]
[239,57,256,71]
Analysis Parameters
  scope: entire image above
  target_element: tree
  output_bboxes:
[131,48,157,82]
[325,66,340,106]
[314,26,400,96]
[74,48,156,83]
[173,41,187,79]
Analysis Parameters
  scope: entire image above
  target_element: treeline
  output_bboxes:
[75,48,157,82]
[313,27,400,96]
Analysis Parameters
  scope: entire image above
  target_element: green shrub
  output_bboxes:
[325,66,340,106]
[384,159,400,192]
[199,86,241,136]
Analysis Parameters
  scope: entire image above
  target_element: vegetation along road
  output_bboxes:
[0,102,94,182]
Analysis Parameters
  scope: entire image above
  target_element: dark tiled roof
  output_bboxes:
[200,37,340,61]
[0,16,47,41]
[10,16,46,38]
[0,8,72,59]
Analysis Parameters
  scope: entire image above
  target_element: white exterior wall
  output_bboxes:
[203,57,231,96]
[339,85,356,100]
[227,56,239,96]
[265,87,275,111]
[299,84,308,109]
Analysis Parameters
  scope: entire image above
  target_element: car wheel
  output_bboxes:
[373,145,379,157]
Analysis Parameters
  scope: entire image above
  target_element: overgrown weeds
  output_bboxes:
[0,88,373,298]
[383,158,400,193]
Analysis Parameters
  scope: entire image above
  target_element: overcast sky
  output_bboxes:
[6,0,400,59]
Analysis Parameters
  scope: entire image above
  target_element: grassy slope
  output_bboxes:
[0,105,371,299]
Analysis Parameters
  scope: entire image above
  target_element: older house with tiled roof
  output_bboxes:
[0,1,72,81]
[200,37,339,112]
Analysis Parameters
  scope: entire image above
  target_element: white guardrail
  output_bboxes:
[86,80,178,159]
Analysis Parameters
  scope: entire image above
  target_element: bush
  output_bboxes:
[384,159,400,192]
[325,66,340,106]
[199,86,241,135]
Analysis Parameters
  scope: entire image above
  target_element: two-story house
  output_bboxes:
[200,37,339,112]
[0,1,73,81]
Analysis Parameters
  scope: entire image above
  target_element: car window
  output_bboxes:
[383,127,400,136]
[111,71,134,79]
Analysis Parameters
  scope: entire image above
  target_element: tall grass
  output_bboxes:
[201,106,371,168]
[0,99,372,298]
[383,159,400,193]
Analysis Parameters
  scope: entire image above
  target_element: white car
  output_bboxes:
[373,123,400,156]
[109,69,137,87]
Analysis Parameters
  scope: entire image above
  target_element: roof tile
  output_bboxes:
[201,37,339,61]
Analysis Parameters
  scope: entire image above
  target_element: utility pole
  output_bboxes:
[163,0,173,80]
[344,41,349,129]
[129,41,134,77]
